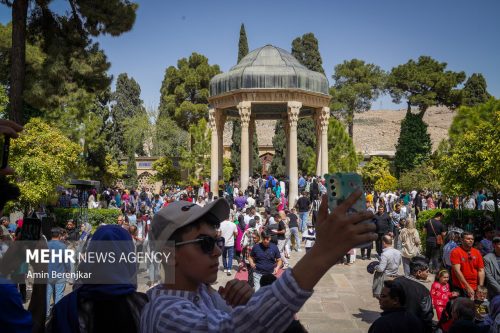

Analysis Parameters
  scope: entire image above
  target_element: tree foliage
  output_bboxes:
[237,23,249,63]
[0,83,7,117]
[386,56,465,116]
[327,117,361,173]
[449,98,498,143]
[297,118,317,175]
[180,118,211,185]
[439,101,500,195]
[462,73,491,107]
[152,156,180,184]
[398,162,441,191]
[330,59,385,138]
[374,172,398,193]
[153,115,189,158]
[9,118,81,210]
[158,53,221,130]
[360,156,391,185]
[223,157,233,182]
[270,120,286,178]
[291,33,324,74]
[394,112,432,177]
[1,0,137,123]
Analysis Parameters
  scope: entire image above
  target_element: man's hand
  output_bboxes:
[218,280,254,307]
[315,191,376,267]
[466,285,475,298]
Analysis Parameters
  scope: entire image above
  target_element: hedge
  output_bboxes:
[416,208,495,250]
[52,208,121,228]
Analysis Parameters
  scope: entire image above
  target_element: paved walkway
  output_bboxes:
[210,250,386,333]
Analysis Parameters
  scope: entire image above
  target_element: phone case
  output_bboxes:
[324,173,372,248]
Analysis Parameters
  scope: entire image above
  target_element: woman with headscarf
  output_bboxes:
[277,192,287,211]
[46,225,147,333]
[235,215,246,271]
[310,178,319,202]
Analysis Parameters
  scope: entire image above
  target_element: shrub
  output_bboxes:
[52,208,121,228]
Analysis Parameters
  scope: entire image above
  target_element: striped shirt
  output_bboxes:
[140,269,312,333]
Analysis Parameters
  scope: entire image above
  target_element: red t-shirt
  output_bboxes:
[450,246,484,290]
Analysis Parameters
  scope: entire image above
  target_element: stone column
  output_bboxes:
[238,101,251,192]
[208,108,219,195]
[217,113,227,186]
[314,111,322,177]
[248,116,256,179]
[283,116,290,176]
[287,101,301,207]
[320,107,330,176]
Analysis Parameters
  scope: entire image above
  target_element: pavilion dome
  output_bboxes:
[210,45,329,96]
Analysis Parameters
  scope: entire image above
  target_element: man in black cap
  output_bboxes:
[140,191,376,333]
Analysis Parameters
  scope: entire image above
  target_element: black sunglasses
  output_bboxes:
[176,235,217,254]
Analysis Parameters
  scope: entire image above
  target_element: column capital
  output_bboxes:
[237,101,252,128]
[208,108,217,130]
[287,101,302,127]
[318,106,330,131]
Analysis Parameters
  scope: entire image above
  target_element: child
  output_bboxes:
[431,270,456,320]
[474,285,490,323]
[302,223,316,252]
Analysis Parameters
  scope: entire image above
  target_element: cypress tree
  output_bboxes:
[394,113,432,177]
[462,73,491,107]
[238,23,249,63]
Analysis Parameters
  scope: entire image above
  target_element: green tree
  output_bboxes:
[237,23,248,63]
[386,56,465,117]
[223,157,233,182]
[158,53,220,130]
[1,0,137,123]
[291,32,324,73]
[270,120,287,178]
[180,118,211,185]
[398,162,441,191]
[125,151,137,188]
[327,117,361,173]
[9,118,81,211]
[374,172,398,193]
[329,59,385,138]
[439,108,499,220]
[152,156,180,184]
[360,156,391,185]
[449,98,498,143]
[111,73,147,155]
[462,73,491,107]
[153,115,189,158]
[394,112,432,177]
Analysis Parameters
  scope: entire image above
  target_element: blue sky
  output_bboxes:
[1,0,499,110]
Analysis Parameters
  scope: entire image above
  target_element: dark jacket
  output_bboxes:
[394,276,434,333]
[374,212,393,235]
[368,308,424,333]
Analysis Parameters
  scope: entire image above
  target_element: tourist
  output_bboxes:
[394,258,434,332]
[391,203,403,250]
[47,225,147,333]
[474,285,490,324]
[310,194,321,226]
[432,270,458,320]
[447,297,482,332]
[450,232,485,298]
[423,211,446,274]
[65,219,79,241]
[484,236,500,299]
[373,205,393,257]
[302,223,316,252]
[249,231,282,291]
[443,229,461,273]
[295,191,311,233]
[287,208,301,251]
[140,191,376,332]
[372,235,401,299]
[481,196,495,212]
[400,217,420,276]
[46,228,71,317]
[480,226,495,256]
[368,280,423,333]
[219,215,238,276]
[234,191,247,211]
[477,190,487,210]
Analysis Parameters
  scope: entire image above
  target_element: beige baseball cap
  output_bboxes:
[150,199,230,245]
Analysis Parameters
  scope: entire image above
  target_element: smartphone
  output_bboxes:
[0,134,9,169]
[324,173,373,248]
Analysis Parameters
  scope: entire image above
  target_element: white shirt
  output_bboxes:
[246,196,255,208]
[280,181,286,196]
[219,220,237,247]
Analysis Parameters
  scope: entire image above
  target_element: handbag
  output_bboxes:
[429,219,443,245]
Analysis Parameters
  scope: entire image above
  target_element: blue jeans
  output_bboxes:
[298,212,308,232]
[222,246,234,271]
[253,271,263,291]
[289,227,301,250]
[46,282,66,317]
